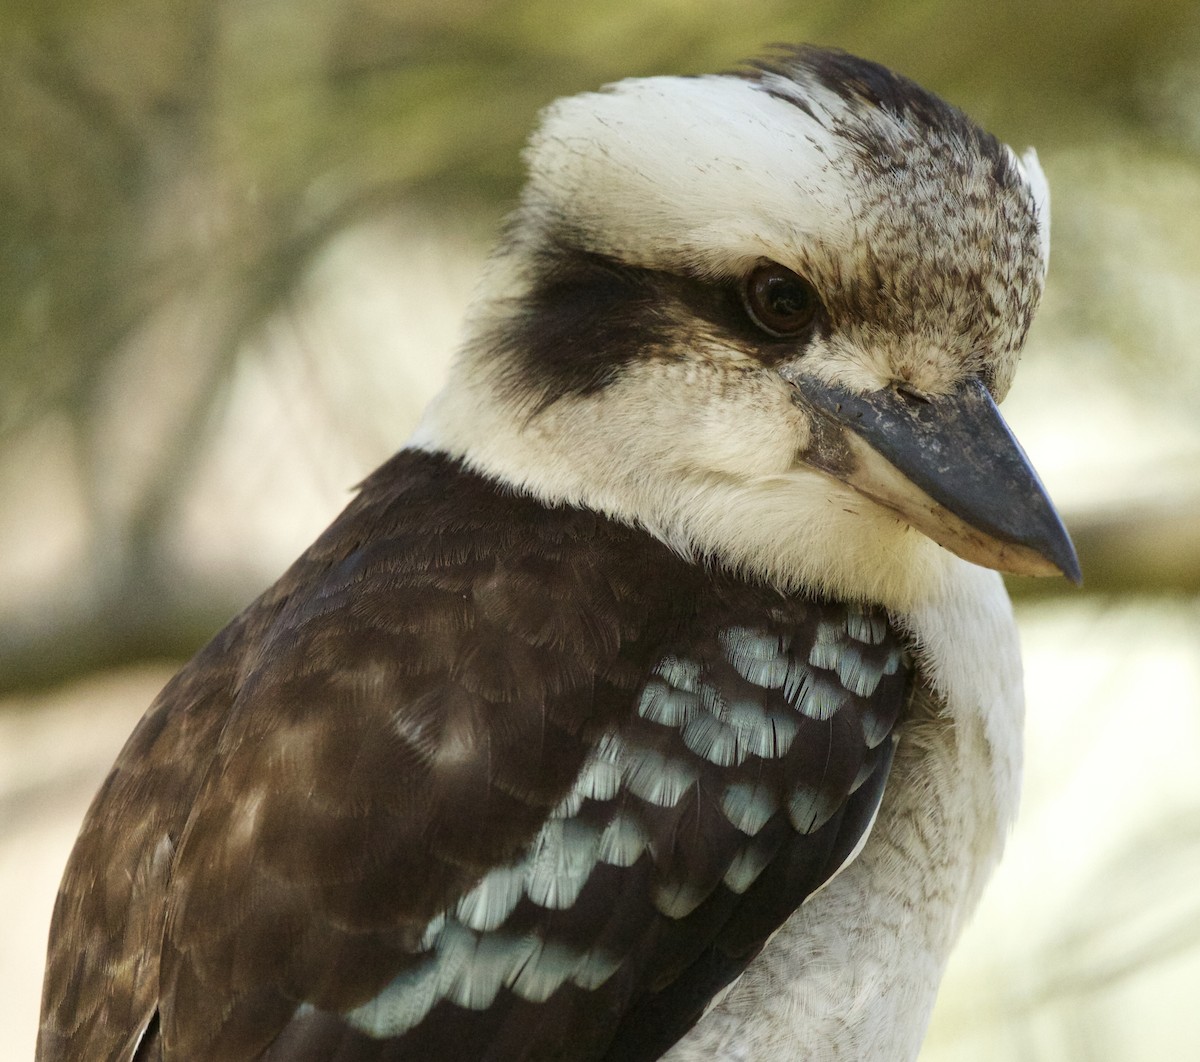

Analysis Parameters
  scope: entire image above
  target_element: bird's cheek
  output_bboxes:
[681,416,799,479]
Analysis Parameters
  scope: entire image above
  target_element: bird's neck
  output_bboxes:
[413,366,964,616]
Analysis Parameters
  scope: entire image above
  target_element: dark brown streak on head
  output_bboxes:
[742,45,1018,188]
[482,232,824,415]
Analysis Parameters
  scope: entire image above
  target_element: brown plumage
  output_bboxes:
[40,452,908,1060]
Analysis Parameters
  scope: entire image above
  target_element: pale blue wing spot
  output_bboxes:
[720,627,791,688]
[637,677,699,727]
[814,619,842,645]
[655,654,702,693]
[722,695,766,731]
[623,745,698,807]
[419,911,446,950]
[681,711,742,767]
[735,725,772,761]
[597,810,648,867]
[550,786,585,820]
[434,917,477,977]
[723,834,776,894]
[835,644,884,698]
[455,865,525,932]
[445,930,540,1011]
[339,954,443,1036]
[726,701,783,760]
[881,646,906,675]
[721,781,780,835]
[507,936,582,1003]
[797,673,845,720]
[733,653,791,689]
[343,918,474,1036]
[524,818,600,910]
[719,626,784,663]
[788,785,840,834]
[576,740,623,801]
[808,638,841,670]
[715,698,797,761]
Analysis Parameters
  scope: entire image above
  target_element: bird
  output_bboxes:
[37,44,1079,1062]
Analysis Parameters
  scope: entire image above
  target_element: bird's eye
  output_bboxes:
[742,263,822,338]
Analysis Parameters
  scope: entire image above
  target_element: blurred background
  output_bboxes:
[3,1,1200,1058]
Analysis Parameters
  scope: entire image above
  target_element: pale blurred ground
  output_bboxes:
[3,213,1200,1059]
[925,601,1200,1060]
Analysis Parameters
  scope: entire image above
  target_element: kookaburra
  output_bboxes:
[38,46,1078,1062]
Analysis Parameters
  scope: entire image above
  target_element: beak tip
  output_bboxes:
[1043,533,1082,586]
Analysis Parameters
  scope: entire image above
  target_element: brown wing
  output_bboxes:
[246,594,909,1062]
[37,617,260,1062]
[37,451,910,1062]
[36,450,683,1061]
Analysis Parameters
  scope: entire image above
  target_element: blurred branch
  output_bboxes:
[1008,492,1200,600]
[0,563,245,699]
[0,488,1195,697]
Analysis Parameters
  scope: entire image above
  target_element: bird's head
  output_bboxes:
[416,46,1079,610]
